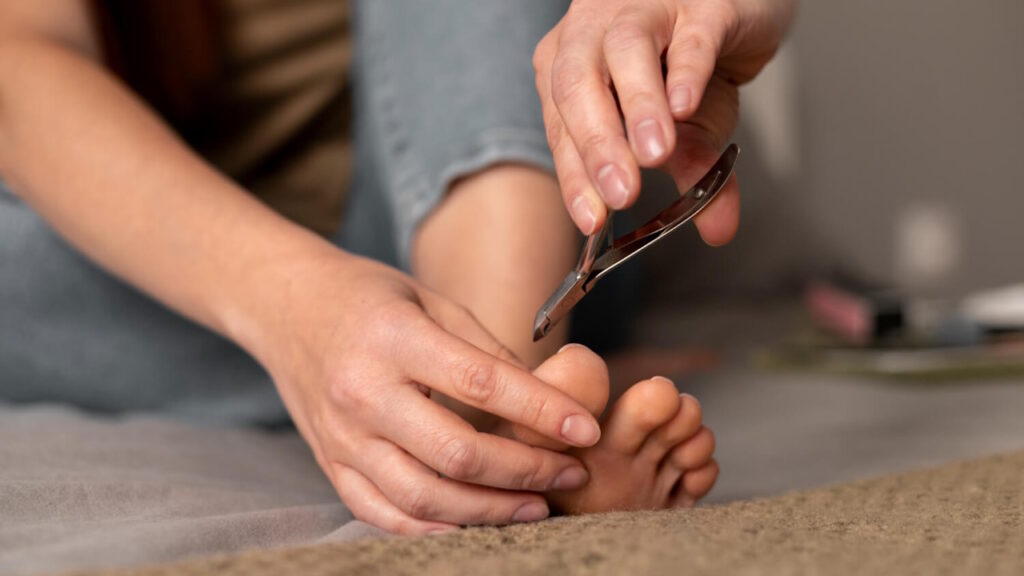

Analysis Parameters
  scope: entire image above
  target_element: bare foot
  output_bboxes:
[499,344,719,514]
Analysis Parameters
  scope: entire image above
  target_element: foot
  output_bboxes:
[499,344,719,514]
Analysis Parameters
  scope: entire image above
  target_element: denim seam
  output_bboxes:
[396,130,554,270]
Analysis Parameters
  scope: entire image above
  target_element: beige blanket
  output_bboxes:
[76,451,1024,576]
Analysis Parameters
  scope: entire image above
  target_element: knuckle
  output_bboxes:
[517,391,551,434]
[580,131,612,158]
[365,300,416,350]
[435,435,481,479]
[712,0,741,32]
[453,360,500,405]
[532,35,553,76]
[397,482,437,519]
[510,455,546,490]
[550,56,590,106]
[327,375,365,411]
[673,31,716,60]
[544,114,565,151]
[603,20,650,53]
[621,90,662,114]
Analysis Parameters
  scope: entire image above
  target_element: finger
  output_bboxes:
[549,24,640,210]
[664,8,730,121]
[374,385,590,493]
[550,112,607,235]
[328,462,458,535]
[401,314,602,448]
[663,77,741,246]
[421,293,528,370]
[602,7,676,166]
[536,40,607,234]
[354,437,550,526]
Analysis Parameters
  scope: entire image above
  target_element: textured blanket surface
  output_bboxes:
[74,451,1024,576]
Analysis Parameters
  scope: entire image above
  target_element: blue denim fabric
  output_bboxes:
[0,179,286,424]
[343,0,569,268]
[0,2,570,423]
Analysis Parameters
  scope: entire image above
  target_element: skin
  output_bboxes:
[532,0,797,239]
[0,2,601,535]
[0,0,792,534]
[416,166,718,514]
[530,346,718,513]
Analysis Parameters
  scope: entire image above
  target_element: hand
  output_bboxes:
[533,0,796,243]
[255,249,600,534]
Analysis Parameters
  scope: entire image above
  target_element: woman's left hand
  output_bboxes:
[533,0,796,243]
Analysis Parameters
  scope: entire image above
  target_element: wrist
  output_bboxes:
[213,218,352,373]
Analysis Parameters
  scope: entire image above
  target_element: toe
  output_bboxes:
[601,376,682,455]
[655,459,685,501]
[669,426,716,470]
[679,459,719,503]
[512,344,610,449]
[533,343,610,416]
[640,393,703,463]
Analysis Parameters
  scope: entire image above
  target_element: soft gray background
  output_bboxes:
[642,0,1024,303]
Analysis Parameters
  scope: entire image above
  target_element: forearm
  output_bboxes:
[0,37,335,363]
[413,166,578,368]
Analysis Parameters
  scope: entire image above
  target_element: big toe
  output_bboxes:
[510,344,610,449]
[532,343,610,416]
[601,376,682,455]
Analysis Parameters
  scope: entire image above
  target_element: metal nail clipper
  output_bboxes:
[532,143,740,341]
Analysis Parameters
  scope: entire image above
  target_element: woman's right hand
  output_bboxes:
[252,248,600,534]
[0,2,598,536]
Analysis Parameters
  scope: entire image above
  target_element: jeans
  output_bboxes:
[0,0,568,424]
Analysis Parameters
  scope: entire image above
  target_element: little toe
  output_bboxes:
[640,393,703,463]
[601,376,682,455]
[679,459,720,503]
[669,426,716,470]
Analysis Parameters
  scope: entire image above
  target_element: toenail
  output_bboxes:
[551,466,589,491]
[558,343,590,354]
[680,393,700,405]
[561,414,601,446]
[511,501,549,523]
[652,376,675,387]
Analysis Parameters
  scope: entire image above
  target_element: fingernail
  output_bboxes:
[511,501,549,523]
[550,466,589,491]
[635,119,666,162]
[428,526,459,535]
[670,87,691,115]
[596,164,630,209]
[569,195,597,234]
[561,414,600,446]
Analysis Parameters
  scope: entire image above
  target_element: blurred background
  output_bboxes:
[603,0,1024,503]
[647,0,1023,303]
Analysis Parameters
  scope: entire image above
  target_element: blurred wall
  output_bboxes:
[643,0,1024,303]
